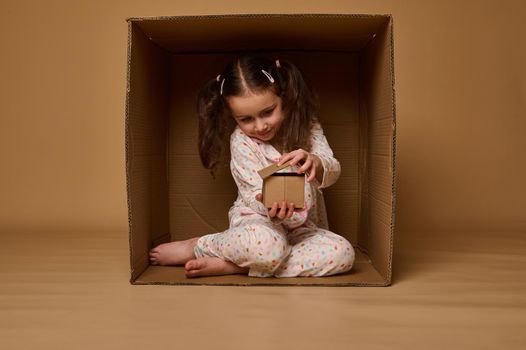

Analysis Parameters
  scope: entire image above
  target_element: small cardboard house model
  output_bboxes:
[258,163,305,209]
[125,14,397,286]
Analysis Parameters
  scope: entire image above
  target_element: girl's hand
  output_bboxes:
[255,193,295,219]
[277,149,320,183]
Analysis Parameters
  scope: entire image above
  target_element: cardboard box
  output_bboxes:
[125,13,397,286]
[258,163,305,209]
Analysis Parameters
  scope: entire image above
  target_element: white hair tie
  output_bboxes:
[261,69,274,83]
[220,78,225,95]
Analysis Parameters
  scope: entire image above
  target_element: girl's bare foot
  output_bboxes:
[185,257,249,278]
[149,237,200,266]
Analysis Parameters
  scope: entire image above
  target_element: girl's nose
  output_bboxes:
[256,120,267,133]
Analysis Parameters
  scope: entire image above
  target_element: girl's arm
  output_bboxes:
[230,136,268,217]
[310,122,341,189]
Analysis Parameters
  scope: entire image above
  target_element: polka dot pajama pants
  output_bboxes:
[194,213,356,278]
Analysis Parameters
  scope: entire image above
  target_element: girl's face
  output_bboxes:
[227,89,284,142]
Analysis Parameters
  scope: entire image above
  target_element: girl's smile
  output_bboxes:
[257,128,273,138]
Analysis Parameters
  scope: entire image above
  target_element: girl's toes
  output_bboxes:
[185,269,200,278]
[185,260,197,270]
[186,259,205,271]
[149,251,159,264]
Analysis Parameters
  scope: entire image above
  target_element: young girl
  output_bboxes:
[149,53,355,278]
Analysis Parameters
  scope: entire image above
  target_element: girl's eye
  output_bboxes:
[240,108,273,123]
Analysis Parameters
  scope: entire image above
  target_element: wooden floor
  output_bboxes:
[1,229,525,349]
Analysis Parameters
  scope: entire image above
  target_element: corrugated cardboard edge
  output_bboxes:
[125,13,394,23]
[387,14,396,286]
[124,19,136,284]
[132,281,391,287]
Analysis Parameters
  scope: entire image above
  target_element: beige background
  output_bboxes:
[1,0,524,233]
[1,1,525,349]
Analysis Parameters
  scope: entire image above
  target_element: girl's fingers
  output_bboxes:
[277,201,287,219]
[289,154,305,167]
[307,167,316,182]
[298,158,313,173]
[279,150,302,166]
[277,152,291,166]
[268,201,298,219]
[278,156,294,166]
[269,202,278,217]
[279,150,313,167]
[287,202,294,217]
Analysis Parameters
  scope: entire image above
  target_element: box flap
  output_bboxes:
[257,162,291,179]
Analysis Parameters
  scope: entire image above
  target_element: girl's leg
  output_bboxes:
[193,216,291,277]
[149,237,251,277]
[273,224,355,278]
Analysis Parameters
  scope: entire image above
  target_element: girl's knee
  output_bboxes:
[261,230,290,265]
[325,236,355,273]
[247,228,290,276]
[242,224,290,263]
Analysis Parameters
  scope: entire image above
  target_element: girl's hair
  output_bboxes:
[196,52,320,179]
